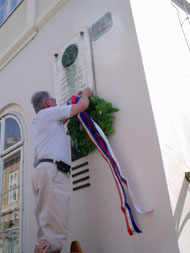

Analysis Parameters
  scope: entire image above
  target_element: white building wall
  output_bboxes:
[0,0,182,252]
[130,1,190,253]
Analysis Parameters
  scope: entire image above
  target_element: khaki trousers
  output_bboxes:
[32,162,71,252]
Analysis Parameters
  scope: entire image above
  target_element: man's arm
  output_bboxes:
[70,88,92,117]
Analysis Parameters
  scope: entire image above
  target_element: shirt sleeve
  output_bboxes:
[42,105,72,121]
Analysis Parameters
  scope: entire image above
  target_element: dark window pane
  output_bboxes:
[4,118,21,150]
[0,1,8,25]
[0,0,6,8]
[10,0,21,13]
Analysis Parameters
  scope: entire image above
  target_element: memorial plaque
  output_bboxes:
[53,27,95,105]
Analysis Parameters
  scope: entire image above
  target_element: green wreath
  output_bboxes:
[67,95,119,155]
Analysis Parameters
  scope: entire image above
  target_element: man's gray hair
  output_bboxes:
[31,91,50,113]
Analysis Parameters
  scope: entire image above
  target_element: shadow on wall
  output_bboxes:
[174,177,190,239]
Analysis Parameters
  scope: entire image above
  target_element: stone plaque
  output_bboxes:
[53,27,95,105]
[90,12,113,41]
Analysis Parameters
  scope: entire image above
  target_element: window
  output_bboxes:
[0,115,23,253]
[0,0,23,26]
[8,171,18,203]
[4,118,21,150]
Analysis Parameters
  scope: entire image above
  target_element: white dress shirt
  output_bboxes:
[31,105,72,166]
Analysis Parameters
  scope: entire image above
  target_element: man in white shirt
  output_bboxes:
[30,88,92,253]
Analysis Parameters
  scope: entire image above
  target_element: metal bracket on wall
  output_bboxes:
[185,171,190,182]
[71,162,90,191]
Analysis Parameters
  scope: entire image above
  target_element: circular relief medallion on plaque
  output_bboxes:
[62,44,78,68]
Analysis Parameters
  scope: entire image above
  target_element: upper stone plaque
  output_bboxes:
[53,27,95,105]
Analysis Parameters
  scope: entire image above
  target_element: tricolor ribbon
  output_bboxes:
[68,96,151,236]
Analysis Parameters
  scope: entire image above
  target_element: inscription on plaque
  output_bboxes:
[53,27,95,105]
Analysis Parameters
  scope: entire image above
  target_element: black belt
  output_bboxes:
[36,159,71,174]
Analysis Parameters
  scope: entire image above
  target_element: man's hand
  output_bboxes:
[34,240,50,253]
[81,87,92,97]
[75,88,92,98]
[69,87,93,117]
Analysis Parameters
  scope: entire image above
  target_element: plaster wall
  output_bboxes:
[36,0,63,22]
[0,0,180,252]
[130,1,190,252]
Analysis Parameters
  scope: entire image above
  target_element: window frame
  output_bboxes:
[8,170,18,203]
[0,113,24,253]
[0,114,23,156]
[0,0,23,28]
[173,0,190,14]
